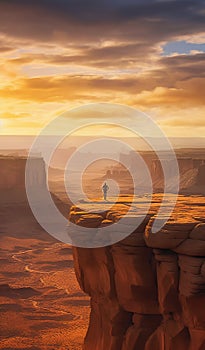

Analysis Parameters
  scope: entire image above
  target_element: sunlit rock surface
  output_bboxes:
[71,195,205,350]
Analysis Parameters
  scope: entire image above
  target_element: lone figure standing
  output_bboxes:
[102,182,109,201]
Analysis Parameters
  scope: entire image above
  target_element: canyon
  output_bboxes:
[0,153,205,350]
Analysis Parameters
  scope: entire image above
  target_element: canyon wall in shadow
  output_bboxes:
[0,156,47,189]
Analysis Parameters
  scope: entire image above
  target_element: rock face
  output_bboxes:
[0,155,70,237]
[118,151,205,194]
[71,201,205,350]
[0,155,46,190]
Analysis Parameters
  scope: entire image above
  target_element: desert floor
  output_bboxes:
[0,216,90,350]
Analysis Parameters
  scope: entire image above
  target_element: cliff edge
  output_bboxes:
[70,196,205,350]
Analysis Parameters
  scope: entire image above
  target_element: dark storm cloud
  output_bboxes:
[0,0,204,45]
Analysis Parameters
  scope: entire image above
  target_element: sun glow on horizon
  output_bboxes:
[0,119,4,129]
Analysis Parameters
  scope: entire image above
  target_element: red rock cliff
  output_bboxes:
[71,199,205,350]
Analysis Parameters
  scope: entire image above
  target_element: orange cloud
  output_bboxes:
[0,0,204,136]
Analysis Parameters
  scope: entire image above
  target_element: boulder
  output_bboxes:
[189,223,205,241]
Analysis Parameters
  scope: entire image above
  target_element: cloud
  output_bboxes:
[0,49,204,107]
[6,43,159,70]
[0,0,204,136]
[0,0,204,79]
[162,116,205,127]
[131,77,205,108]
[0,73,163,105]
[0,112,30,119]
[0,0,204,46]
[0,46,14,53]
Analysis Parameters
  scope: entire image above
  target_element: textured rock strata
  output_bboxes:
[71,199,205,350]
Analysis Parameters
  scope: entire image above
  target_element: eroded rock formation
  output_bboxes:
[118,151,205,195]
[71,199,205,350]
[0,155,46,190]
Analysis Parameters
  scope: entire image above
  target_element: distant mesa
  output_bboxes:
[0,155,46,192]
[0,154,70,239]
[103,150,205,195]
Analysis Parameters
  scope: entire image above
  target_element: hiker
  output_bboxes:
[102,182,109,200]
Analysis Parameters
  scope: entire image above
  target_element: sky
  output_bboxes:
[0,0,204,137]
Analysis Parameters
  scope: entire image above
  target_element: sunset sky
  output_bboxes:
[0,0,204,137]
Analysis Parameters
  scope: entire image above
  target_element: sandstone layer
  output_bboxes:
[70,196,205,350]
